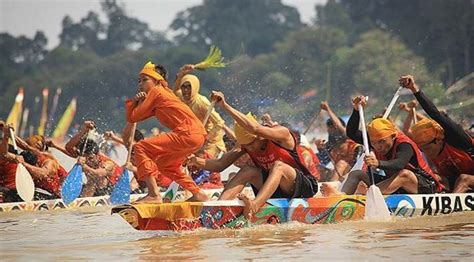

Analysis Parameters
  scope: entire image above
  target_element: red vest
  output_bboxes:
[35,154,61,197]
[246,133,319,180]
[0,158,17,190]
[434,138,474,178]
[97,154,123,185]
[375,132,444,192]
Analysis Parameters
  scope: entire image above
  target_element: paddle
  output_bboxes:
[382,87,403,119]
[202,100,216,126]
[412,108,418,124]
[358,102,391,221]
[61,131,89,204]
[162,181,180,203]
[9,128,35,202]
[110,124,137,205]
[303,108,322,135]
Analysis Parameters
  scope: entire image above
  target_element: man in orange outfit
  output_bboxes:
[125,61,209,203]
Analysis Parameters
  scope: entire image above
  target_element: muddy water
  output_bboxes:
[1,208,473,261]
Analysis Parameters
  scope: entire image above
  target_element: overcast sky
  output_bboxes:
[0,0,326,49]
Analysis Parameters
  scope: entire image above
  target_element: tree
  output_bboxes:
[170,0,303,57]
[331,30,441,113]
[337,0,473,85]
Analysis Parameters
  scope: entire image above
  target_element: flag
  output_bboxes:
[53,97,77,141]
[37,88,49,136]
[6,87,24,131]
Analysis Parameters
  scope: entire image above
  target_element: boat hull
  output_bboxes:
[111,193,474,231]
[0,187,252,213]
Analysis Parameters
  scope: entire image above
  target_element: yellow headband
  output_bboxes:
[411,118,444,145]
[26,135,44,147]
[139,61,164,82]
[367,118,397,141]
[234,113,258,145]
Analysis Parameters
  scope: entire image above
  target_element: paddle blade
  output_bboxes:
[364,185,391,221]
[61,164,84,204]
[110,169,131,205]
[15,163,35,202]
[162,182,180,203]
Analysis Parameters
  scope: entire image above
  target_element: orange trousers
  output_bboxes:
[134,132,205,194]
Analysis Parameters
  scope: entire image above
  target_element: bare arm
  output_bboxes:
[21,158,56,180]
[321,101,346,134]
[65,122,92,158]
[48,140,75,158]
[189,146,246,172]
[212,91,294,148]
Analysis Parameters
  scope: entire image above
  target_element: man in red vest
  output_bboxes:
[188,91,319,219]
[400,75,473,192]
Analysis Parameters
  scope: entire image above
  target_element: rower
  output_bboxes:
[321,95,444,197]
[174,64,229,158]
[65,121,122,197]
[0,121,20,202]
[400,75,474,193]
[188,91,319,219]
[125,61,209,203]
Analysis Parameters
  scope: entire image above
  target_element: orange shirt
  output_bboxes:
[125,86,206,136]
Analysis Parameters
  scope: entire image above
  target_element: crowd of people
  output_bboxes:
[1,60,472,218]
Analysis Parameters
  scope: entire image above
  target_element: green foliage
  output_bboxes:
[194,45,226,70]
[1,0,471,133]
[170,0,303,57]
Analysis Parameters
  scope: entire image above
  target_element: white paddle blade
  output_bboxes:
[15,163,35,202]
[364,185,391,221]
[163,182,180,202]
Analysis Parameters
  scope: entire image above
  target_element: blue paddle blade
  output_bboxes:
[61,164,84,204]
[110,169,131,205]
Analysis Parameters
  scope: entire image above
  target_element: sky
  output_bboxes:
[0,0,326,49]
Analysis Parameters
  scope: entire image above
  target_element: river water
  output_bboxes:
[1,207,473,261]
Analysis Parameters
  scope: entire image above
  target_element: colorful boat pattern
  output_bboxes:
[112,193,474,231]
[0,187,254,213]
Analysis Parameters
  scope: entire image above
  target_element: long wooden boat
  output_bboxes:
[0,187,254,213]
[111,193,474,231]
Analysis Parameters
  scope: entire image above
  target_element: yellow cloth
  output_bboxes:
[26,135,44,147]
[411,118,444,145]
[234,113,258,145]
[132,202,204,221]
[367,118,397,141]
[139,61,164,82]
[176,74,226,155]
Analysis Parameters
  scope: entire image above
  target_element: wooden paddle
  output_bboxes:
[9,128,35,202]
[61,131,89,204]
[412,108,418,124]
[358,102,391,221]
[202,100,217,126]
[383,87,403,119]
[110,124,137,205]
[303,108,322,135]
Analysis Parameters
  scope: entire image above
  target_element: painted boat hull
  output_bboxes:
[0,187,253,213]
[111,193,474,231]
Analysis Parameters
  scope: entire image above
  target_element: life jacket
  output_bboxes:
[96,154,123,185]
[245,131,319,181]
[35,154,61,197]
[434,138,474,178]
[0,158,17,190]
[375,132,444,192]
[300,146,321,180]
[330,139,362,165]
